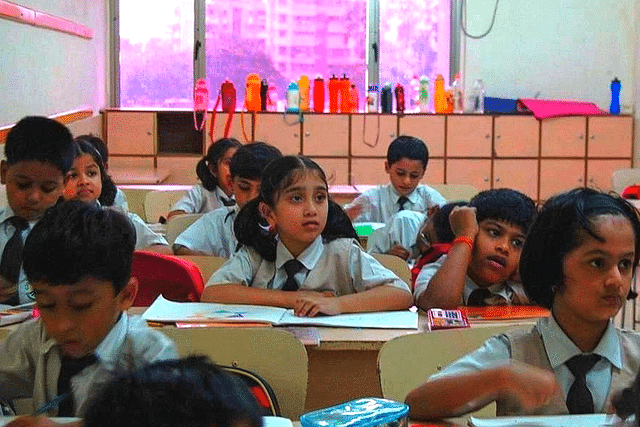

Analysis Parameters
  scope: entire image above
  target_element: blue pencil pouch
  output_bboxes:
[300,398,409,427]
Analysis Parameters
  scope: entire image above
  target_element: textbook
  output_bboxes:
[0,303,34,326]
[143,295,419,329]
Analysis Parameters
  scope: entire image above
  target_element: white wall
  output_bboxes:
[0,0,108,127]
[462,0,635,112]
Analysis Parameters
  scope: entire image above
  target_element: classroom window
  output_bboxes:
[117,0,453,110]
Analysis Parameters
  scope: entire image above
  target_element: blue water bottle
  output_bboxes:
[610,78,621,115]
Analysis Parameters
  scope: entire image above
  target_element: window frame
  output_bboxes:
[109,0,461,108]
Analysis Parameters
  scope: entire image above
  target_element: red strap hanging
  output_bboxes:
[209,79,237,142]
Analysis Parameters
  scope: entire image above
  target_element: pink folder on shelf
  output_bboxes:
[517,98,607,120]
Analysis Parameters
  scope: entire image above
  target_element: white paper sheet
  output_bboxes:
[469,413,628,427]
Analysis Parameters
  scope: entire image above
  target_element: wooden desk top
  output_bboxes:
[111,167,171,185]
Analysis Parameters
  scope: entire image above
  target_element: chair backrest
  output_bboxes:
[377,324,530,418]
[159,327,308,420]
[372,253,411,288]
[165,214,203,245]
[430,183,478,202]
[223,365,281,416]
[174,255,228,283]
[119,187,153,221]
[144,190,187,223]
[612,169,640,194]
[131,251,204,306]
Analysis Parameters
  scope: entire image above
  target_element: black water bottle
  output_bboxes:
[381,83,393,113]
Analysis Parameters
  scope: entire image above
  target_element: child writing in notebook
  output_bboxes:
[202,155,413,316]
[344,135,446,223]
[83,356,262,427]
[0,201,176,426]
[406,188,640,419]
[0,116,75,305]
[167,138,241,219]
[173,142,282,257]
[414,188,536,310]
[63,139,171,254]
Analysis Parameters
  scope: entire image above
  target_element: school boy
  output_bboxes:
[0,116,75,305]
[344,135,446,223]
[173,142,282,257]
[0,201,177,421]
[415,188,536,310]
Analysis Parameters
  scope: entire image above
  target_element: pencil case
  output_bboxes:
[300,398,409,427]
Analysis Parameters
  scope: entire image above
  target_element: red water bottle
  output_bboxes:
[395,83,405,115]
[340,74,351,113]
[313,77,325,113]
[328,75,339,113]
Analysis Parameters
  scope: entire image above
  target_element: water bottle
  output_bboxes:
[418,75,429,113]
[452,73,464,114]
[328,75,340,113]
[610,77,621,115]
[366,85,379,113]
[313,76,325,113]
[394,83,405,114]
[434,74,446,114]
[472,79,485,114]
[381,83,393,113]
[349,84,359,113]
[286,81,300,113]
[298,75,310,112]
[340,74,351,113]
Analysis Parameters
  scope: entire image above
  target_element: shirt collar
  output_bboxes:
[215,186,235,202]
[387,183,419,204]
[0,206,16,225]
[537,316,622,369]
[275,236,323,270]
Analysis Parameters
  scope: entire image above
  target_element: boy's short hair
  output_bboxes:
[432,201,469,243]
[23,201,136,293]
[83,356,263,427]
[386,135,429,168]
[5,116,75,174]
[469,188,536,234]
[229,142,282,180]
[520,188,640,308]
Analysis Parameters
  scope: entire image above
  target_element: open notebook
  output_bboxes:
[142,295,419,329]
[469,413,629,427]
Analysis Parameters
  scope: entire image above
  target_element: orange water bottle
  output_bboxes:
[313,76,325,113]
[349,84,359,112]
[340,74,351,112]
[298,75,310,112]
[245,73,261,112]
[328,75,340,113]
[434,74,446,114]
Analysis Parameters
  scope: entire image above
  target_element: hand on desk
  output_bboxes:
[499,362,562,413]
[293,292,338,317]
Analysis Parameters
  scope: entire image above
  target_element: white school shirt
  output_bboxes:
[413,254,528,304]
[0,206,36,304]
[428,316,627,413]
[173,206,238,258]
[0,313,177,416]
[171,184,233,214]
[345,183,446,223]
[127,211,169,249]
[367,210,426,256]
[113,188,129,212]
[207,236,411,296]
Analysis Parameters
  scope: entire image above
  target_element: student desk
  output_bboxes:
[110,166,171,185]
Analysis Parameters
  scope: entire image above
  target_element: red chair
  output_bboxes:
[131,251,205,306]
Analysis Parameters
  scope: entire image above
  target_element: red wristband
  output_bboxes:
[453,236,474,251]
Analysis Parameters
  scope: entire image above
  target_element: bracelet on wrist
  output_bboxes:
[453,236,474,251]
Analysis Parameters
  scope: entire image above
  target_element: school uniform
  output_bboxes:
[345,183,446,223]
[413,254,529,305]
[127,211,168,249]
[113,188,129,212]
[173,206,238,257]
[0,313,177,417]
[207,236,411,296]
[0,206,36,304]
[428,316,640,415]
[171,184,234,214]
[367,210,426,257]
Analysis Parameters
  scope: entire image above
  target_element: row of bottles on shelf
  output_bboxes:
[211,73,487,115]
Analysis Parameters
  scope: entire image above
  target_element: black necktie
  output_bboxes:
[397,196,410,211]
[57,354,99,416]
[282,259,304,291]
[0,217,29,305]
[221,196,236,207]
[467,288,492,306]
[565,354,601,414]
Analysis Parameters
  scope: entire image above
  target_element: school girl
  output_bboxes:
[406,188,640,419]
[167,138,241,219]
[64,139,171,253]
[202,155,413,316]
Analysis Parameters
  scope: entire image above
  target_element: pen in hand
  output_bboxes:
[33,392,69,415]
